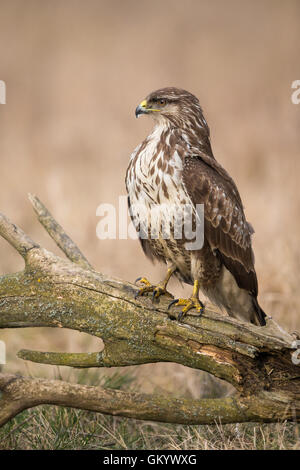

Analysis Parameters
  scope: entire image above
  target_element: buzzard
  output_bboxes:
[126,87,266,326]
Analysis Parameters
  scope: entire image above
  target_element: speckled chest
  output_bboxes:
[126,125,189,210]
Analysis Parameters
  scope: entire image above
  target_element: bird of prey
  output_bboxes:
[126,87,266,326]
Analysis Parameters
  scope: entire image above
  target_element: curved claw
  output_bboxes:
[134,277,153,298]
[167,297,205,322]
[135,277,152,287]
[152,286,173,301]
[134,277,173,301]
[168,299,179,310]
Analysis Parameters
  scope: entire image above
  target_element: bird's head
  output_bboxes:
[135,87,204,127]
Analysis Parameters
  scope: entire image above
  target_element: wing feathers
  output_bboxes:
[183,155,258,295]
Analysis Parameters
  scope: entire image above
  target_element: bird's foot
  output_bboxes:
[135,277,174,301]
[168,296,205,322]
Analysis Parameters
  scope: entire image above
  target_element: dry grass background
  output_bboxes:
[0,0,300,449]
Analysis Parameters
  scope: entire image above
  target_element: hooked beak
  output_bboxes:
[135,99,148,118]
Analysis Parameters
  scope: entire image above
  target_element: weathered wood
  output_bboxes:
[0,196,299,427]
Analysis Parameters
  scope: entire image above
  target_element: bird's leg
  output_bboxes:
[168,280,205,322]
[135,265,176,301]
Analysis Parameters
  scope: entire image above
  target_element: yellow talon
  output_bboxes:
[134,268,176,301]
[134,277,154,298]
[136,277,152,288]
[168,280,205,321]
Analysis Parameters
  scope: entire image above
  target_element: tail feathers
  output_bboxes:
[251,296,267,326]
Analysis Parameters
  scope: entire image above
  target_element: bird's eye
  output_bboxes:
[159,99,166,106]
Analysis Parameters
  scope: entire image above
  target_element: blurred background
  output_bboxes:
[0,0,300,398]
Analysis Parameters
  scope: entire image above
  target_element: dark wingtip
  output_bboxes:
[252,297,267,326]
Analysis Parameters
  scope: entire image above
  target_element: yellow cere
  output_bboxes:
[139,99,160,112]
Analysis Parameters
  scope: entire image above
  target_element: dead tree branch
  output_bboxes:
[0,195,299,427]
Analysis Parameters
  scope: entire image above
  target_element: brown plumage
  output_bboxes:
[126,87,266,326]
